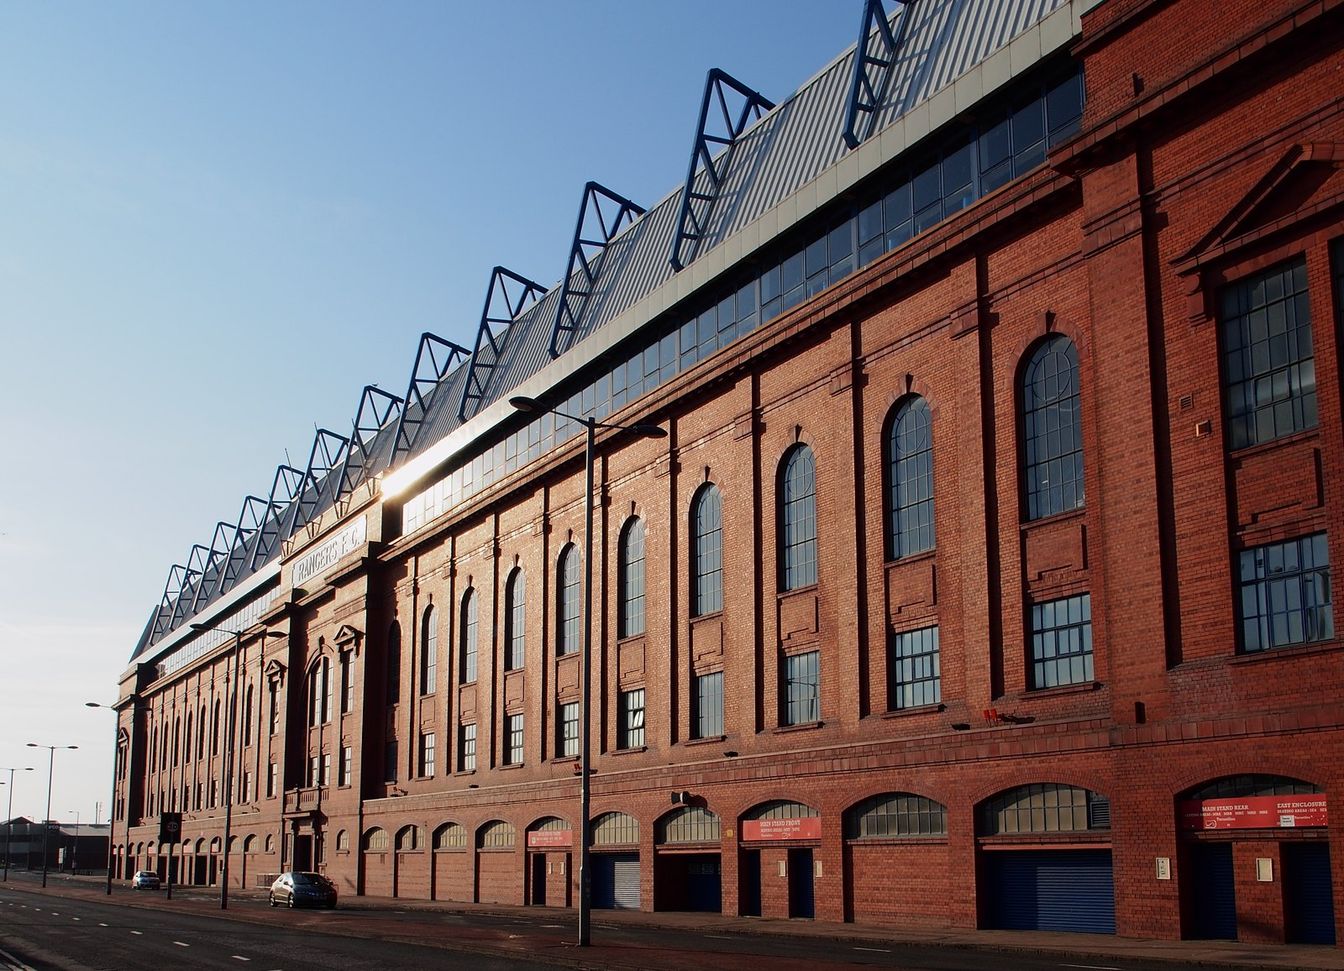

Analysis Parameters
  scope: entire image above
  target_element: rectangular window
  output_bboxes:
[321,753,331,787]
[340,745,352,787]
[340,656,353,714]
[268,682,279,736]
[889,626,941,710]
[694,671,724,739]
[505,713,524,765]
[1030,593,1094,689]
[242,770,251,802]
[783,650,820,726]
[1239,533,1333,653]
[558,702,579,759]
[618,688,646,749]
[267,761,277,798]
[418,731,436,778]
[1220,257,1316,449]
[458,723,477,772]
[307,755,319,787]
[383,740,398,784]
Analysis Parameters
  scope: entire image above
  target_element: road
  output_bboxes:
[0,872,1295,971]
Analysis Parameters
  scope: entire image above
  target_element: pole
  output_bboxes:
[3,770,14,882]
[41,747,53,888]
[578,417,595,947]
[220,631,242,909]
[105,713,118,894]
[70,812,79,874]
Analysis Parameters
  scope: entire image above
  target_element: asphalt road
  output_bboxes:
[0,873,1278,971]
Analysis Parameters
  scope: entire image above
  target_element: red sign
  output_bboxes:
[741,817,822,842]
[527,829,573,848]
[1178,795,1328,831]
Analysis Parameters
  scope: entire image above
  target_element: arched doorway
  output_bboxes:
[1177,774,1332,944]
[739,800,821,919]
[590,812,640,910]
[843,792,948,926]
[431,822,469,902]
[976,782,1114,934]
[475,820,517,904]
[525,817,573,907]
[361,827,391,897]
[393,825,426,899]
[655,806,721,912]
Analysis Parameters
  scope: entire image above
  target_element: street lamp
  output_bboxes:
[0,767,34,882]
[86,700,137,895]
[67,811,80,874]
[509,394,666,947]
[190,623,284,910]
[26,744,78,888]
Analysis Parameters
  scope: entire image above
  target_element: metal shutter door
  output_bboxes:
[986,850,1116,934]
[1284,842,1336,945]
[613,854,641,909]
[1189,842,1236,940]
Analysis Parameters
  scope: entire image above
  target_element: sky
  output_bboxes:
[0,0,861,825]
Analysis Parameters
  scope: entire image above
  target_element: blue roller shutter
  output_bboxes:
[1188,842,1236,940]
[985,849,1115,934]
[591,854,616,909]
[1284,842,1335,945]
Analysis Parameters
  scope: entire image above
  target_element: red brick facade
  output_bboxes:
[115,0,1344,946]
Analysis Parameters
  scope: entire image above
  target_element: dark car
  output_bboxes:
[268,870,337,909]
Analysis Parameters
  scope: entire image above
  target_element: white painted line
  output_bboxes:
[98,923,109,927]
[71,917,80,921]
[705,935,735,940]
[173,942,190,948]
[0,944,35,971]
[1060,965,1120,971]
[231,957,251,962]
[130,930,143,935]
[854,947,891,953]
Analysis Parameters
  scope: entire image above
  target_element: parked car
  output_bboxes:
[268,871,337,909]
[130,870,160,891]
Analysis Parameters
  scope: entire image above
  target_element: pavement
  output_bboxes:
[12,870,1344,970]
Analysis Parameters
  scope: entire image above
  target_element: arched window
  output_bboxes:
[434,822,467,850]
[307,657,331,726]
[887,396,934,558]
[197,705,206,757]
[1021,335,1084,520]
[386,621,402,706]
[978,783,1110,835]
[242,684,254,746]
[591,812,639,846]
[265,834,274,853]
[172,717,180,765]
[1183,775,1322,800]
[184,713,193,763]
[504,568,525,671]
[363,827,390,852]
[779,445,817,590]
[619,518,646,638]
[658,807,721,844]
[336,830,350,851]
[556,544,580,656]
[396,825,421,851]
[691,484,723,616]
[460,588,478,683]
[420,605,437,695]
[477,820,516,849]
[211,701,221,755]
[846,793,946,839]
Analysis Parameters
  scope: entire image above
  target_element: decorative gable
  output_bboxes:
[333,623,364,656]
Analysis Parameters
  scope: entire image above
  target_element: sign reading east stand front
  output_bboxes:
[740,817,822,842]
[291,516,368,587]
[1178,794,1327,831]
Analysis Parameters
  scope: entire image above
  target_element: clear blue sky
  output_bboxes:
[0,1,859,823]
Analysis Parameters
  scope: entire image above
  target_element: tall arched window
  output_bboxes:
[308,657,331,726]
[241,685,254,746]
[619,518,646,638]
[460,588,478,683]
[887,396,934,558]
[556,544,580,656]
[420,605,437,695]
[504,568,525,670]
[779,445,817,590]
[1021,334,1084,520]
[211,700,221,755]
[184,713,193,763]
[386,621,402,705]
[691,484,723,616]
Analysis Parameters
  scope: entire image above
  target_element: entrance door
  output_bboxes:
[531,854,547,906]
[788,848,814,919]
[984,849,1116,933]
[686,856,722,912]
[1284,842,1336,945]
[1188,842,1236,940]
[293,835,313,872]
[592,852,640,909]
[741,849,761,916]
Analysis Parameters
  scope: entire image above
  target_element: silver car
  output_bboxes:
[130,869,160,890]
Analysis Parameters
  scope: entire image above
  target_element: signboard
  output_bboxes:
[292,516,367,586]
[158,812,181,843]
[527,829,574,849]
[740,817,822,842]
[1178,794,1327,831]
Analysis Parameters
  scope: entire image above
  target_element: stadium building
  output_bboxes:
[113,0,1344,945]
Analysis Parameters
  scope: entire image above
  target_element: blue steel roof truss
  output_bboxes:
[164,543,211,633]
[390,332,468,467]
[188,520,237,614]
[842,0,913,150]
[219,495,270,593]
[332,385,403,514]
[549,182,646,359]
[457,267,547,420]
[150,563,193,641]
[290,428,350,533]
[669,68,775,272]
[246,463,307,575]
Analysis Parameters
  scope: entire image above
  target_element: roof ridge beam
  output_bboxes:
[842,0,914,150]
[669,68,775,272]
[549,181,646,358]
[390,332,469,467]
[458,266,547,420]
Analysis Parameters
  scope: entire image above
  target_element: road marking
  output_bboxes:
[130,930,143,935]
[71,917,80,921]
[0,944,35,971]
[854,947,891,953]
[98,923,108,927]
[231,957,251,962]
[540,924,564,928]
[705,935,734,939]
[1061,966,1120,970]
[173,941,190,948]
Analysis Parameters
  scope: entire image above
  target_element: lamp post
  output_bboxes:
[85,700,137,894]
[510,395,666,947]
[26,744,78,888]
[190,623,284,909]
[67,811,80,874]
[1,767,34,882]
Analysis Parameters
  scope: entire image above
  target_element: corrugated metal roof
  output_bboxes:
[136,0,1075,666]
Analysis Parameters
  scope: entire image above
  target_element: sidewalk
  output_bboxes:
[25,871,1344,970]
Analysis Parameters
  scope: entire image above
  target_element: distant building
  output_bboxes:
[3,818,110,873]
[114,0,1344,947]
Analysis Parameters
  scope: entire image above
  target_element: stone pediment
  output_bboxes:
[1174,142,1344,274]
[333,623,364,656]
[264,658,288,684]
